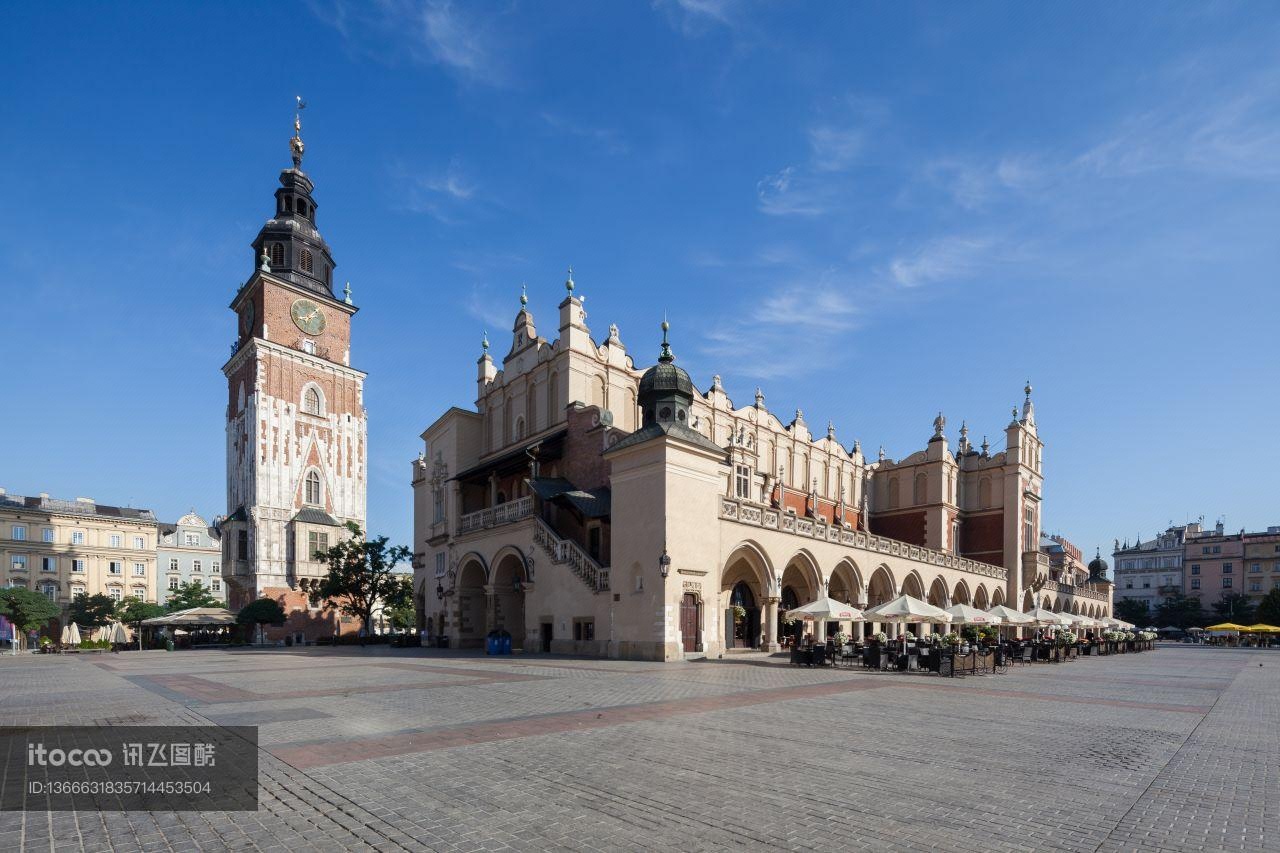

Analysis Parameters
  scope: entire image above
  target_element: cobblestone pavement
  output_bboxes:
[0,644,1275,852]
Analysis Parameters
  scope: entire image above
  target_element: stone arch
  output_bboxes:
[780,549,822,604]
[722,541,773,651]
[972,584,990,610]
[927,576,949,609]
[455,556,488,649]
[991,587,1005,607]
[866,565,896,607]
[901,570,925,600]
[1073,601,1082,616]
[952,579,971,606]
[828,558,863,606]
[490,548,527,650]
[1022,589,1035,611]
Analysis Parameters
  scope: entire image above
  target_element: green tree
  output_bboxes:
[166,580,221,611]
[306,522,411,637]
[69,592,117,629]
[0,587,61,640]
[383,576,416,632]
[1255,588,1280,626]
[115,597,165,649]
[1211,592,1256,624]
[1113,598,1150,626]
[1155,594,1206,629]
[236,598,286,644]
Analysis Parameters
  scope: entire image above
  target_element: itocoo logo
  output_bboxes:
[27,743,113,767]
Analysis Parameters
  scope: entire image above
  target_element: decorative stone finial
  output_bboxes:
[878,445,886,462]
[827,420,835,440]
[981,435,989,456]
[1011,406,1019,422]
[608,322,619,342]
[658,319,673,363]
[852,438,861,455]
[794,409,804,423]
[481,330,489,354]
[754,387,764,407]
[712,374,723,390]
[291,96,306,169]
[566,266,575,295]
[933,411,946,438]
[343,281,352,305]
[1025,380,1033,398]
[520,283,528,308]
[260,246,271,272]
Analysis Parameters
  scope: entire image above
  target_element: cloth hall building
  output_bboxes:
[412,280,1112,661]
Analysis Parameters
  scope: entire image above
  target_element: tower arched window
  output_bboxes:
[300,249,313,273]
[270,243,284,268]
[303,387,321,415]
[304,471,322,506]
[284,196,294,213]
[297,200,308,218]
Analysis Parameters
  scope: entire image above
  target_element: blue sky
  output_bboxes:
[2,1,1277,561]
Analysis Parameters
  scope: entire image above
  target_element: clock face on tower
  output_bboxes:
[290,298,326,335]
[240,301,255,336]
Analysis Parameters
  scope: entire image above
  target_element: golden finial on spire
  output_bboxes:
[290,96,307,169]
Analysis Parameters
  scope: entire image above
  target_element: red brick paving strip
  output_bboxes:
[895,680,1212,713]
[271,679,892,769]
[149,668,545,704]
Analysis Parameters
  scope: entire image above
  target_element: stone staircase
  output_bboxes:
[532,517,610,593]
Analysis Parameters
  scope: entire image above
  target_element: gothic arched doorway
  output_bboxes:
[729,581,759,649]
[456,559,488,649]
[680,593,701,653]
[780,585,801,646]
[491,551,526,650]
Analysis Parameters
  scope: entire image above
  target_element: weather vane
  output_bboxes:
[291,95,307,169]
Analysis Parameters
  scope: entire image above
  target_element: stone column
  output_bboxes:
[762,597,780,652]
[483,585,496,636]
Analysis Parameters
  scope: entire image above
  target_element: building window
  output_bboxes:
[11,525,26,541]
[133,536,145,549]
[108,561,122,575]
[107,587,122,602]
[1142,581,1149,588]
[212,561,220,574]
[573,619,594,641]
[130,585,146,598]
[168,576,178,591]
[237,530,248,560]
[1223,577,1232,589]
[211,577,221,592]
[71,559,85,573]
[307,531,329,560]
[734,464,751,500]
[71,530,85,545]
[270,243,284,267]
[303,387,321,415]
[1191,564,1200,575]
[433,489,445,524]
[301,339,316,355]
[40,583,56,600]
[1251,563,1261,573]
[132,563,145,577]
[41,557,55,572]
[1223,563,1233,574]
[300,248,313,272]
[1191,578,1200,590]
[304,471,322,506]
[41,527,54,543]
[192,560,202,573]
[1250,580,1261,592]
[71,585,84,598]
[110,534,122,548]
[435,552,446,578]
[1125,581,1133,589]
[11,555,27,572]
[184,532,200,546]
[169,558,179,572]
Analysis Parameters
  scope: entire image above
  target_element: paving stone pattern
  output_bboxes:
[0,645,1275,852]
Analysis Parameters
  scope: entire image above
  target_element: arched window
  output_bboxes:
[547,373,559,424]
[237,382,246,413]
[285,197,294,213]
[888,478,900,509]
[978,477,991,507]
[270,243,284,267]
[514,416,525,441]
[303,387,321,415]
[300,249,313,273]
[913,473,927,505]
[304,471,322,506]
[297,200,308,218]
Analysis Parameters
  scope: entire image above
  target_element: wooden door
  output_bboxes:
[680,594,699,653]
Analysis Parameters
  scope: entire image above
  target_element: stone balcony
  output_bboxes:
[1041,578,1109,602]
[457,496,535,535]
[719,496,1007,581]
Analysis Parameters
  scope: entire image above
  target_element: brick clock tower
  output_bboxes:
[221,107,367,640]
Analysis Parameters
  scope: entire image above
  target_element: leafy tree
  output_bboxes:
[1211,592,1256,624]
[236,598,286,644]
[1113,598,1150,626]
[166,580,221,611]
[306,522,411,637]
[1155,594,1206,629]
[384,577,416,631]
[115,597,165,649]
[69,592,117,628]
[1255,588,1280,626]
[0,587,61,638]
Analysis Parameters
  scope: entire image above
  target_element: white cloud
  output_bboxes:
[808,125,864,172]
[655,0,740,36]
[888,236,993,289]
[539,112,628,155]
[756,167,834,217]
[399,158,481,222]
[464,283,518,331]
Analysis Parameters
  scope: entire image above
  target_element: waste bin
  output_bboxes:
[165,639,174,652]
[437,635,449,649]
[485,630,500,655]
[498,630,512,655]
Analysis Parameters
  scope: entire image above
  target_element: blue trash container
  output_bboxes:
[499,631,512,655]
[485,631,499,655]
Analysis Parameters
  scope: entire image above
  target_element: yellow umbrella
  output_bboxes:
[1205,623,1249,631]
[1245,624,1280,633]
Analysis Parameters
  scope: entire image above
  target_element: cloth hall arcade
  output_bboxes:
[412,279,1112,660]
